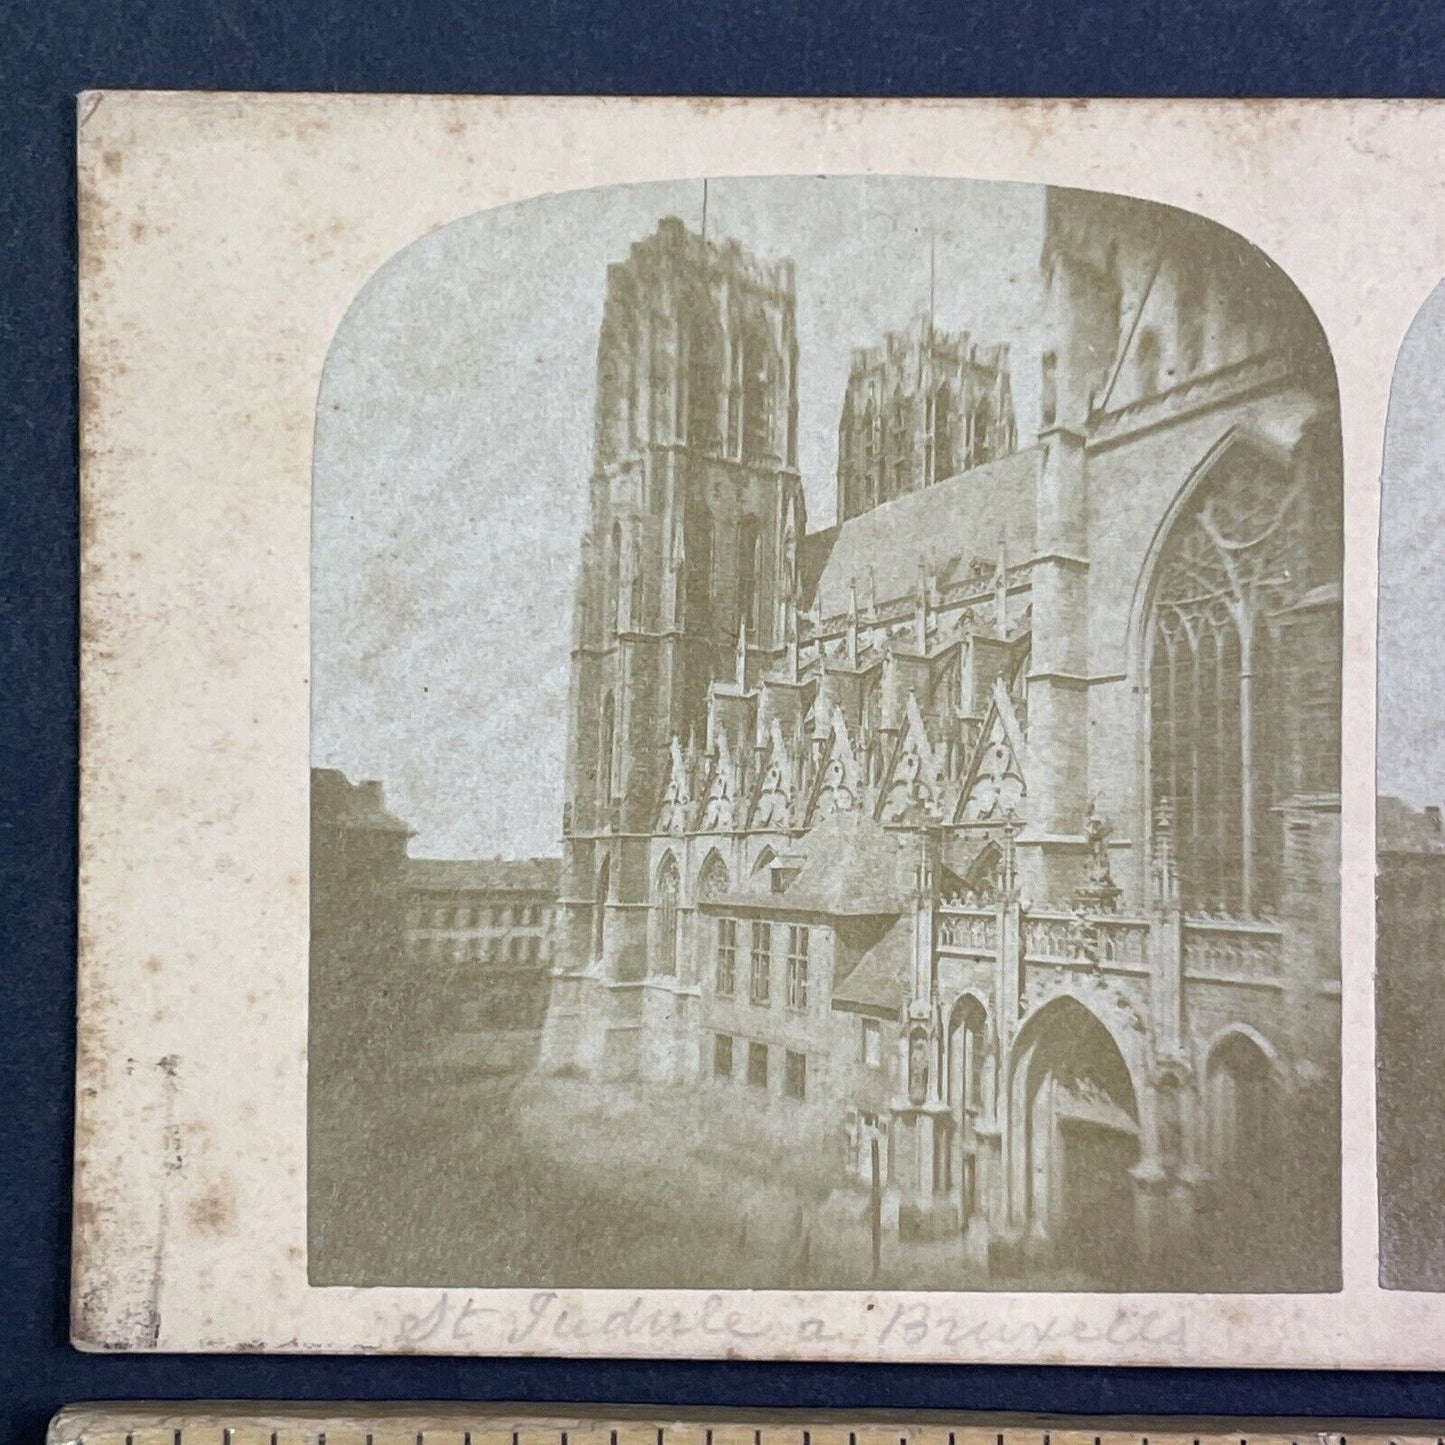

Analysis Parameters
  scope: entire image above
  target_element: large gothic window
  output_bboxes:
[698,850,730,902]
[625,323,639,448]
[1148,443,1312,914]
[655,854,681,976]
[727,335,745,459]
[687,304,723,453]
[934,385,954,479]
[890,392,910,498]
[698,851,731,989]
[745,346,774,462]
[688,507,713,634]
[649,309,671,445]
[969,394,994,467]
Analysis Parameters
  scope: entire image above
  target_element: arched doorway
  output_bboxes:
[1207,1030,1275,1176]
[946,995,988,1224]
[1203,1029,1281,1280]
[1011,996,1140,1282]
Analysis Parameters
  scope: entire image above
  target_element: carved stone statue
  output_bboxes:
[908,1027,929,1106]
[1151,795,1178,907]
[1074,800,1122,913]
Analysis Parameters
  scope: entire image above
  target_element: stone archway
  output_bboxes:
[1201,1027,1284,1283]
[945,994,989,1225]
[1009,995,1141,1283]
[653,853,681,977]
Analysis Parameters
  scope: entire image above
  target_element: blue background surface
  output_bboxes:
[5,3,1445,1443]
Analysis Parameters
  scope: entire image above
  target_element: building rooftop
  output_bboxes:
[831,913,913,1017]
[844,314,1008,380]
[707,811,914,918]
[1379,795,1445,855]
[406,856,562,894]
[311,767,413,835]
[802,446,1039,620]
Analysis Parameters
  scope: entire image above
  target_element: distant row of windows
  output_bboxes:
[411,934,546,965]
[713,1034,807,1100]
[714,918,809,1009]
[411,902,547,930]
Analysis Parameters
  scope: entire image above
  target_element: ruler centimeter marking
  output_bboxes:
[44,1411,1445,1445]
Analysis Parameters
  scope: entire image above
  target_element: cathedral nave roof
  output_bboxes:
[804,445,1040,623]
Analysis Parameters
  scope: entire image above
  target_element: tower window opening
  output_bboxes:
[736,515,761,638]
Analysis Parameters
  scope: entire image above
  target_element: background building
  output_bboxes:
[542,189,1343,1290]
[406,856,560,1040]
[309,767,414,1276]
[1378,794,1445,1287]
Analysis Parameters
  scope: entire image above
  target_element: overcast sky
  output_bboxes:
[1379,280,1445,811]
[312,176,1045,857]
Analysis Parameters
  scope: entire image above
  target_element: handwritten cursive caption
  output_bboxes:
[392,1290,1189,1357]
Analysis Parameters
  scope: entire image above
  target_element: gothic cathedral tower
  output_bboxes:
[560,216,804,987]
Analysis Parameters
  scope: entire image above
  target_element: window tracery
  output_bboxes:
[655,854,680,976]
[1148,445,1310,914]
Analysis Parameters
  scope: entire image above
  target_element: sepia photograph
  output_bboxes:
[307,175,1344,1294]
[90,93,1445,1361]
[1377,279,1445,1290]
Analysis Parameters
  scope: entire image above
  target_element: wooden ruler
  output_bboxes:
[44,1408,1445,1445]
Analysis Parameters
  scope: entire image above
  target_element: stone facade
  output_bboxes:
[310,767,415,1059]
[308,767,415,1274]
[1377,795,1445,1287]
[542,189,1343,1288]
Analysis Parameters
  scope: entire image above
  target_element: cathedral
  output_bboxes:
[539,188,1343,1288]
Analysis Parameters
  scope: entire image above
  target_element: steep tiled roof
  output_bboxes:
[407,856,562,894]
[831,914,913,1016]
[799,524,840,606]
[805,447,1040,620]
[706,811,913,918]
